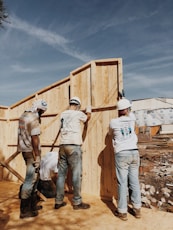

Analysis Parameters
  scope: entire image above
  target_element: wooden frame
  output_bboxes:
[0,58,123,200]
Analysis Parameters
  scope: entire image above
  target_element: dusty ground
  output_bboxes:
[0,181,173,230]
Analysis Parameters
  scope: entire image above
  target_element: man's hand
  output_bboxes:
[33,156,41,173]
[86,105,92,113]
[85,105,92,121]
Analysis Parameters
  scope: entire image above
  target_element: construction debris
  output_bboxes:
[138,134,173,213]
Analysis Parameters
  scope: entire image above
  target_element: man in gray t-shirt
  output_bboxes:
[18,99,47,219]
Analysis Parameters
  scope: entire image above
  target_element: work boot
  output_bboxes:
[54,202,67,209]
[73,202,90,210]
[20,198,38,219]
[132,208,141,219]
[115,211,128,221]
[31,191,42,211]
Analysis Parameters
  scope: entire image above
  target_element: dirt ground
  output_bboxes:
[0,181,173,230]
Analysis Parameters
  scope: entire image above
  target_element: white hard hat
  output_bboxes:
[33,99,48,111]
[70,96,81,105]
[117,98,131,110]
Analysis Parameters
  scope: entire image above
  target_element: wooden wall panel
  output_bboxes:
[70,64,91,109]
[0,121,8,161]
[0,106,8,119]
[36,80,70,115]
[91,59,123,108]
[82,108,118,199]
[10,98,34,119]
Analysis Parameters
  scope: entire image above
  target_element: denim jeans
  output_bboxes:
[21,152,38,199]
[55,145,83,205]
[115,149,141,213]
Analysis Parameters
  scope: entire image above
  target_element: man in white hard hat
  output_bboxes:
[17,99,48,219]
[109,98,141,221]
[54,96,91,210]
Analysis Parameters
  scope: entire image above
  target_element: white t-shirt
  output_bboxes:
[39,151,59,180]
[60,109,87,145]
[109,112,138,153]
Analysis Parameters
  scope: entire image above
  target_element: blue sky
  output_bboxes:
[0,0,173,106]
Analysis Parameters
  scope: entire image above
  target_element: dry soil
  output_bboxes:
[0,181,173,230]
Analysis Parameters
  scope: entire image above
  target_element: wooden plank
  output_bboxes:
[10,76,70,109]
[0,161,24,181]
[5,151,20,164]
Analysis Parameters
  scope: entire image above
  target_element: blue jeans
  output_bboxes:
[55,145,83,205]
[115,149,141,213]
[21,152,38,199]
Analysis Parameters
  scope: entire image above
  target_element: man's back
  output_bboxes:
[60,109,87,145]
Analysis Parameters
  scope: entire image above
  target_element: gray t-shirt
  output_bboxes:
[17,111,40,152]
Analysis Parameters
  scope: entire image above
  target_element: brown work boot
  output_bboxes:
[20,199,38,219]
[54,202,67,209]
[73,202,90,210]
[31,192,43,211]
[115,211,128,221]
[20,210,38,219]
[132,208,141,219]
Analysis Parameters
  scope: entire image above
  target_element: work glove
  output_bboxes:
[86,105,92,113]
[33,156,41,173]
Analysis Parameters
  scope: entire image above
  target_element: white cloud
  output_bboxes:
[7,15,92,62]
[125,54,173,72]
[10,64,39,73]
[125,73,173,89]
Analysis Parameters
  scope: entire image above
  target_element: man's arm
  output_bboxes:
[32,135,41,171]
[85,105,91,121]
[108,126,113,136]
[82,106,92,141]
[31,135,40,157]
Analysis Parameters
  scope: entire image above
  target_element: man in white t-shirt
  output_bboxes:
[109,98,141,221]
[54,96,91,210]
[37,151,58,198]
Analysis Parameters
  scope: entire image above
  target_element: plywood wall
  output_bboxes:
[0,58,123,200]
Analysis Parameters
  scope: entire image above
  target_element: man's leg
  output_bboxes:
[128,150,141,218]
[20,153,39,218]
[68,145,90,210]
[55,147,68,209]
[115,151,129,220]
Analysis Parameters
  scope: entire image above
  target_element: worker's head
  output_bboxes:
[117,98,131,116]
[69,96,81,110]
[32,99,48,115]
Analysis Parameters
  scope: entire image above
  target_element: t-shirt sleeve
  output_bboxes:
[53,166,58,173]
[30,116,40,136]
[79,111,87,123]
[129,112,136,121]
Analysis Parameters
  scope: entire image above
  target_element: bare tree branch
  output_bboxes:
[0,0,8,28]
